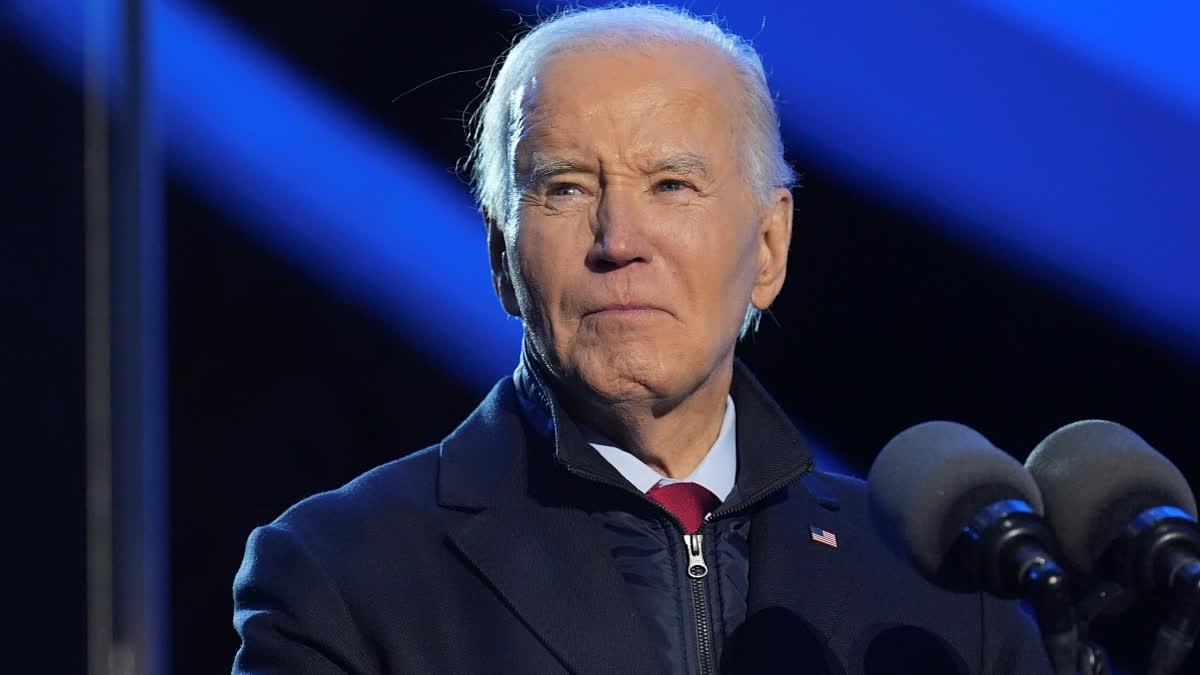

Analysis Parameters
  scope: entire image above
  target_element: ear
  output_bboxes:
[750,187,793,311]
[486,213,522,318]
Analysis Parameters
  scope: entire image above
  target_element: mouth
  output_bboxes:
[585,303,667,317]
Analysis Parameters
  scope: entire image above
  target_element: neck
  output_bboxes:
[559,359,734,479]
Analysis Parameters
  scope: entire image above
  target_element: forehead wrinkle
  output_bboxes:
[514,47,743,189]
[618,88,735,181]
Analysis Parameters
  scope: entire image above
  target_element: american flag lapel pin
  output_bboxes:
[809,524,838,548]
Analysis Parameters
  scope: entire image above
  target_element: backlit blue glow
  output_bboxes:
[500,0,1200,360]
[967,0,1200,116]
[5,0,523,392]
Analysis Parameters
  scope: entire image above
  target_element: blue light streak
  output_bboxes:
[5,0,523,392]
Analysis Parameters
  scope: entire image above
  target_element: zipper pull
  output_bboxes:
[684,534,708,578]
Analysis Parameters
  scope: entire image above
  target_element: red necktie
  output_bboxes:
[646,482,718,534]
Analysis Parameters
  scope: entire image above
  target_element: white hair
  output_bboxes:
[469,4,794,336]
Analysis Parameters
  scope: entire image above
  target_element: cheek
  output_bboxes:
[733,223,763,285]
[692,220,762,334]
[512,217,577,314]
[688,211,760,290]
[717,196,764,276]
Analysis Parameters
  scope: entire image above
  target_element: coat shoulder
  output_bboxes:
[807,470,871,519]
[266,445,447,555]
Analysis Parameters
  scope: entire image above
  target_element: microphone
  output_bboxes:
[867,421,1083,675]
[869,421,1052,591]
[1026,420,1200,675]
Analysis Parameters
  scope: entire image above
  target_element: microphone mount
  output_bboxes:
[959,500,1061,598]
[960,500,1078,673]
[954,499,1109,675]
[1122,507,1200,675]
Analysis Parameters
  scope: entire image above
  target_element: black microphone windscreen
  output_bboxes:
[1025,419,1197,576]
[867,421,1044,580]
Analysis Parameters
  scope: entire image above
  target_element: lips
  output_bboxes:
[590,303,661,312]
[583,302,670,318]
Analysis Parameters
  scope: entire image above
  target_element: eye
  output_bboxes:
[655,179,692,193]
[548,183,583,197]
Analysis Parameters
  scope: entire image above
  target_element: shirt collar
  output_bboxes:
[585,395,737,502]
[513,337,812,509]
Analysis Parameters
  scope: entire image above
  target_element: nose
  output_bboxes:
[587,185,653,271]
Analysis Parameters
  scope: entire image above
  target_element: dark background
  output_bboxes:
[5,2,1196,673]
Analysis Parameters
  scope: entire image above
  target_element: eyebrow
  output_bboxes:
[518,153,593,192]
[648,152,711,180]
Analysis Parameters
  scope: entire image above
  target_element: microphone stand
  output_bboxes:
[1073,582,1127,675]
[1147,561,1200,675]
[1022,554,1111,675]
[1023,551,1083,675]
[1126,508,1200,675]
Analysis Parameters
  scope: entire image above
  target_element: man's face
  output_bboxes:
[491,42,791,408]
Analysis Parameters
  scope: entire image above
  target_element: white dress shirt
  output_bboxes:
[585,395,737,502]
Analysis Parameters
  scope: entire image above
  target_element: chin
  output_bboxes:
[569,342,694,404]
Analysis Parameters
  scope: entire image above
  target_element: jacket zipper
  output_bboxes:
[680,463,814,675]
[558,458,816,675]
[708,462,814,521]
[684,533,715,675]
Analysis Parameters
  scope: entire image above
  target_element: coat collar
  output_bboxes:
[435,342,637,511]
[503,339,820,511]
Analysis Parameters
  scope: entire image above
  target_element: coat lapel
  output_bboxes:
[448,495,665,675]
[438,378,664,675]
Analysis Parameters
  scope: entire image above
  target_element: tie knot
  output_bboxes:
[646,482,718,534]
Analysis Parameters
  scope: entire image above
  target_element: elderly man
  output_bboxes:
[233,6,1051,674]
